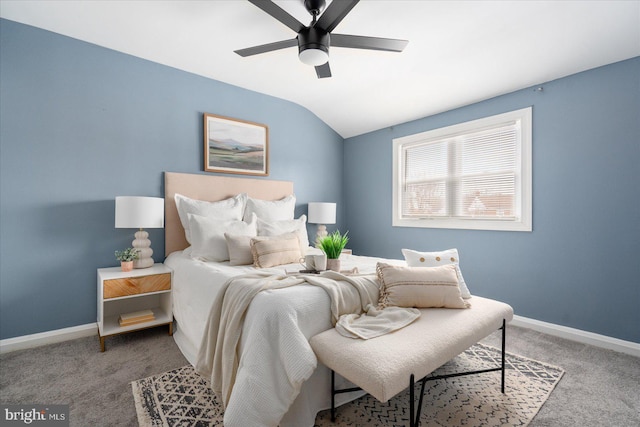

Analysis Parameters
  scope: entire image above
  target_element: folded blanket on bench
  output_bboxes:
[336,304,420,339]
[303,271,420,339]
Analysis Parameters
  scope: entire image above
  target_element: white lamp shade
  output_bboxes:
[115,196,164,229]
[308,202,336,225]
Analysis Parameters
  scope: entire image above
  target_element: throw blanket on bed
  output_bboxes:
[302,271,379,324]
[195,271,419,426]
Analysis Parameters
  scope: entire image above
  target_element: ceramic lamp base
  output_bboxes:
[132,229,154,269]
[315,224,328,248]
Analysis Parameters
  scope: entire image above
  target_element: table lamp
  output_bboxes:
[115,196,164,269]
[308,202,336,247]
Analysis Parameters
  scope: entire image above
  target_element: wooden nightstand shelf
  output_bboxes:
[97,264,173,352]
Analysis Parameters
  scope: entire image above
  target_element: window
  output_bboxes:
[393,107,532,231]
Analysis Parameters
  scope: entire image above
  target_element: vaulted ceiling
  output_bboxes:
[2,1,639,138]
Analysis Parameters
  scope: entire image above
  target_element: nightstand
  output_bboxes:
[97,263,173,352]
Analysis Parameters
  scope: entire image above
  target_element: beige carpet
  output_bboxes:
[132,343,563,427]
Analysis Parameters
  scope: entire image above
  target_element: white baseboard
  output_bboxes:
[0,323,97,354]
[511,315,640,358]
[1,317,638,358]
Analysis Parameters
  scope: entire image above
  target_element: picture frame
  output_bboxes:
[203,113,269,176]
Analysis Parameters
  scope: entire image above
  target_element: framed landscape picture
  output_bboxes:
[203,113,269,176]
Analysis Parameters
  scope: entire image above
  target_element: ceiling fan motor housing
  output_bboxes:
[298,27,330,65]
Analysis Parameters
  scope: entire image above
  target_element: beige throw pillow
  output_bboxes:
[225,234,254,266]
[377,263,470,309]
[250,233,302,268]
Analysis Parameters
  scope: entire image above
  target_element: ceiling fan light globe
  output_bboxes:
[299,48,329,66]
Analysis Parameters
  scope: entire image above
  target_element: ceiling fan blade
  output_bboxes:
[331,34,408,52]
[315,62,332,78]
[248,0,305,33]
[235,38,298,57]
[315,0,359,33]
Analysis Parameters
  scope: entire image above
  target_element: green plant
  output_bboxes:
[115,247,140,262]
[318,230,349,259]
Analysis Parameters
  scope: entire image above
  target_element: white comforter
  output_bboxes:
[165,250,405,427]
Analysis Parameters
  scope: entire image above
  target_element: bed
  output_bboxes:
[162,172,511,427]
[164,172,390,426]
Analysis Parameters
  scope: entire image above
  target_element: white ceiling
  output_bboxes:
[2,0,639,138]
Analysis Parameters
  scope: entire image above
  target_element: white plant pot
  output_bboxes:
[327,258,341,272]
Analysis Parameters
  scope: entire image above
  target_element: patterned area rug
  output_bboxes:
[132,343,563,427]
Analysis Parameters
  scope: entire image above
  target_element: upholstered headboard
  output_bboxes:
[164,172,294,257]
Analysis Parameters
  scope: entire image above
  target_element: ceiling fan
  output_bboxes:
[235,0,409,78]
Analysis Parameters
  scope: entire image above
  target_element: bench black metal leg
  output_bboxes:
[329,370,363,422]
[331,370,336,422]
[409,374,428,427]
[501,318,506,393]
[409,374,415,427]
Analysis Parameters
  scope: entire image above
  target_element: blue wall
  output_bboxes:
[0,19,344,340]
[344,57,640,343]
[2,18,638,344]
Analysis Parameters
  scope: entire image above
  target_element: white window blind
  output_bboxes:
[393,107,532,231]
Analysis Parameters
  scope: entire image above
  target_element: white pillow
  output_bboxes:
[188,213,257,262]
[175,193,247,244]
[257,215,309,254]
[244,195,296,222]
[401,248,471,299]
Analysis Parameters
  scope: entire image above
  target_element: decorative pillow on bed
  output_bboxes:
[376,262,470,309]
[224,233,255,266]
[187,213,257,262]
[401,248,471,299]
[250,233,302,268]
[243,195,296,222]
[257,215,309,254]
[175,193,247,243]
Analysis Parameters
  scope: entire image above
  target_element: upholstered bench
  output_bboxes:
[310,296,514,427]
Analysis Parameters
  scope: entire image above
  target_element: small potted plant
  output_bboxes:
[318,230,349,272]
[115,247,140,272]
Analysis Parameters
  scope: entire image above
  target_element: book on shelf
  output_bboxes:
[120,309,154,321]
[119,316,155,327]
[118,309,155,327]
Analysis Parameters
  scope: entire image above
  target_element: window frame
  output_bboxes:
[392,107,532,232]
